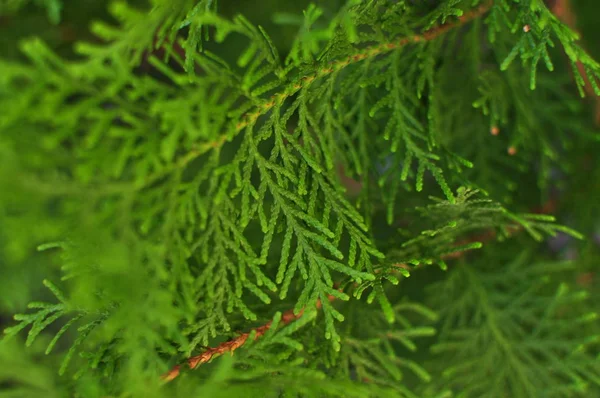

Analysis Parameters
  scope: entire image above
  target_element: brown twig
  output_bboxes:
[161,294,336,382]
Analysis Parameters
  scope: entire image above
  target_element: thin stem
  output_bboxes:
[161,294,335,382]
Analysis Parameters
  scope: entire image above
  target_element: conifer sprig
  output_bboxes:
[162,191,571,382]
[141,0,493,193]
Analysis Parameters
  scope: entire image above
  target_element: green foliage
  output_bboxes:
[429,249,600,397]
[333,300,439,397]
[0,337,65,397]
[493,0,600,95]
[1,0,600,396]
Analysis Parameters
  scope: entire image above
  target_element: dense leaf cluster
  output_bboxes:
[1,0,599,397]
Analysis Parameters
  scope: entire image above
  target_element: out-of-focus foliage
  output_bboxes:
[1,0,599,397]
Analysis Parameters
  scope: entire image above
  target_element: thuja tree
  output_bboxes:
[1,0,600,396]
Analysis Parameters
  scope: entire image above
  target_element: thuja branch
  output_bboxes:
[158,2,495,384]
[159,240,482,383]
[146,1,494,189]
[14,3,492,197]
[230,1,494,132]
[161,210,525,383]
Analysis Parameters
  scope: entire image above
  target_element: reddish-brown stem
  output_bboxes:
[161,295,336,382]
